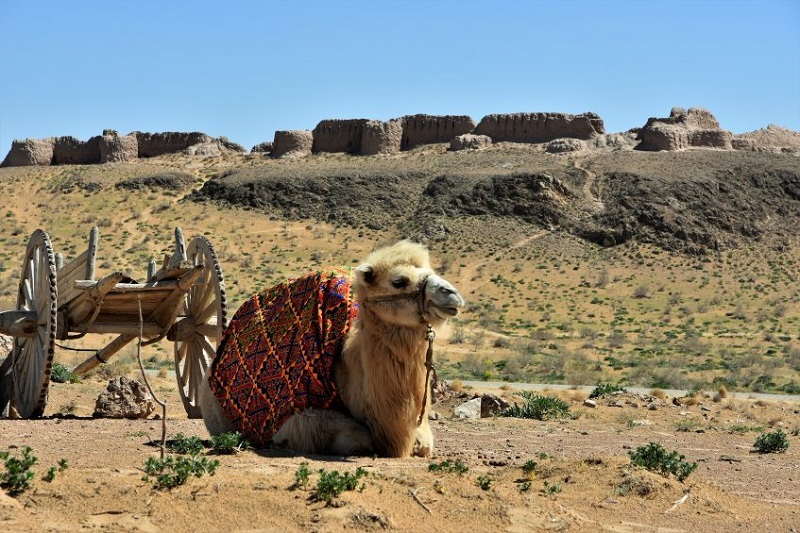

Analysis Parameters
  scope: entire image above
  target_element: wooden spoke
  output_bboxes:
[11,230,57,419]
[173,235,227,418]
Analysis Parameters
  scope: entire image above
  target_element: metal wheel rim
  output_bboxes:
[12,230,57,418]
[174,236,227,418]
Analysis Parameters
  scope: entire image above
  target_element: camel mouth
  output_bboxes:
[430,305,460,319]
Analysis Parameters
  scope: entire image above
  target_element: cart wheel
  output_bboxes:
[11,230,57,419]
[174,236,227,418]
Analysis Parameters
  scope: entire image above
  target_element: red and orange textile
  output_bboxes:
[208,268,357,446]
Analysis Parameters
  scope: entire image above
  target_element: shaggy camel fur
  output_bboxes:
[198,241,464,457]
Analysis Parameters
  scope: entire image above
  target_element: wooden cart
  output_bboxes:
[0,227,227,419]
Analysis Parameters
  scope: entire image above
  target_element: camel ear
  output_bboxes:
[355,264,375,284]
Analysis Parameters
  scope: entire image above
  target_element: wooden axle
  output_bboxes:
[71,334,138,376]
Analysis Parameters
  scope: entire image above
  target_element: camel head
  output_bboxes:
[353,240,464,328]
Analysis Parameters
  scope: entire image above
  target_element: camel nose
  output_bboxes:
[426,275,465,307]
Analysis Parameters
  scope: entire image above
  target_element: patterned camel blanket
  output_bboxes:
[208,268,357,446]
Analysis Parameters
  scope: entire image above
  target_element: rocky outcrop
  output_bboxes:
[134,131,212,158]
[733,125,800,154]
[312,119,369,154]
[475,112,604,143]
[361,119,404,155]
[93,376,156,419]
[1,138,56,166]
[251,141,273,153]
[589,132,639,151]
[99,130,138,163]
[401,114,476,150]
[183,137,247,157]
[450,133,492,151]
[271,130,313,158]
[637,107,733,151]
[545,138,585,153]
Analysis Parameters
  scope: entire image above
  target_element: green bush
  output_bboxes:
[141,455,220,490]
[476,475,494,491]
[292,462,311,490]
[628,442,697,482]
[428,459,469,475]
[167,433,205,455]
[589,383,627,399]
[753,430,790,453]
[0,446,37,494]
[50,363,80,384]
[311,467,367,503]
[209,432,249,454]
[501,392,570,420]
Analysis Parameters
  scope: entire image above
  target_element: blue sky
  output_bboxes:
[1,0,798,151]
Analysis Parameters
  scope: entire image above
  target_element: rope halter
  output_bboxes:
[361,276,436,426]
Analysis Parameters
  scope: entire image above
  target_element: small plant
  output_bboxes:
[501,392,570,420]
[753,429,790,454]
[209,431,249,454]
[141,455,220,490]
[521,459,537,479]
[589,383,627,399]
[476,475,494,491]
[728,423,763,435]
[0,446,37,494]
[57,400,77,415]
[311,467,367,503]
[293,462,311,490]
[628,443,697,482]
[167,433,205,455]
[541,481,562,494]
[50,363,80,384]
[428,459,469,475]
[42,458,68,483]
[516,480,532,491]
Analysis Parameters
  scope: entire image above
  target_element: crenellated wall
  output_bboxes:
[312,119,369,154]
[474,112,604,143]
[401,114,476,150]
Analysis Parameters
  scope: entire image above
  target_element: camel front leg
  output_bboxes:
[412,420,434,457]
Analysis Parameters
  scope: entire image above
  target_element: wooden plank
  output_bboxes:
[66,272,127,325]
[69,322,163,336]
[57,250,88,284]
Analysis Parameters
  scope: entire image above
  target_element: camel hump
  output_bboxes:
[207,268,357,445]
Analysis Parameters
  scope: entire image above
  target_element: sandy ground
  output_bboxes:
[1,375,799,532]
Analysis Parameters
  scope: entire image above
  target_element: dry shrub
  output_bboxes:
[450,379,464,393]
[682,395,700,406]
[566,389,588,403]
[650,388,666,400]
[713,385,728,402]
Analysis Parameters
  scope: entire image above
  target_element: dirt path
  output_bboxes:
[574,157,605,213]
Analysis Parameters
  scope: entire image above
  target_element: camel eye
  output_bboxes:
[391,277,409,289]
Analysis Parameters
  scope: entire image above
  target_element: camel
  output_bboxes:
[198,240,464,457]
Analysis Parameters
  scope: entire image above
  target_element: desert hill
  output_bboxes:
[190,146,800,254]
[0,139,799,397]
